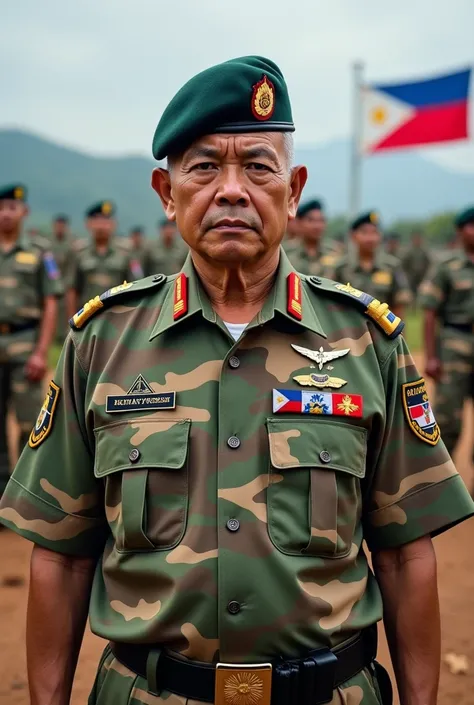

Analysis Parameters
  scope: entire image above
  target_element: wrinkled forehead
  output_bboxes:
[179,131,287,162]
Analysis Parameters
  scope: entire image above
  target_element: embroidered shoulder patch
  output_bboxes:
[402,378,440,446]
[29,381,61,448]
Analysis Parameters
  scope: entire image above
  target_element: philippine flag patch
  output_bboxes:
[273,389,363,417]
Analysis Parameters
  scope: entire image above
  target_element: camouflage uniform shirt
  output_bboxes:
[287,242,337,276]
[143,237,188,277]
[68,244,137,302]
[329,252,412,309]
[1,251,472,698]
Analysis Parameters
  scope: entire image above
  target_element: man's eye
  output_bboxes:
[247,162,270,171]
[193,162,217,171]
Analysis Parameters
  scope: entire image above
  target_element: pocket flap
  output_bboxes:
[267,418,367,478]
[93,418,191,478]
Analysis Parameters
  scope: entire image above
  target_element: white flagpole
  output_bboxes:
[349,61,364,218]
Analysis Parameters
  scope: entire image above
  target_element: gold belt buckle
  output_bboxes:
[215,662,272,705]
[0,323,10,334]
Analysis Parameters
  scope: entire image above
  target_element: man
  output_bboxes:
[402,231,431,302]
[287,199,336,275]
[66,201,140,320]
[384,231,401,258]
[1,57,473,705]
[143,216,187,276]
[329,211,412,319]
[50,214,74,340]
[128,226,148,279]
[0,184,62,494]
[420,206,474,484]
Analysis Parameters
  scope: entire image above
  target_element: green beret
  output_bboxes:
[455,206,474,228]
[0,184,27,202]
[54,214,69,223]
[152,55,294,160]
[86,200,116,218]
[297,199,324,218]
[351,210,380,231]
[130,226,144,234]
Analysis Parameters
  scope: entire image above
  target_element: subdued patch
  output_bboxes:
[297,576,367,630]
[218,474,283,523]
[166,544,218,565]
[180,623,219,661]
[110,598,162,622]
[40,478,97,514]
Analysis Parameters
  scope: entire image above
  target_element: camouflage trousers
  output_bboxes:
[0,330,43,494]
[89,645,389,705]
[435,328,474,461]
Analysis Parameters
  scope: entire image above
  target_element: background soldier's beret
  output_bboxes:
[130,225,144,234]
[0,184,27,202]
[54,213,69,223]
[351,210,380,231]
[86,200,116,218]
[455,206,474,228]
[297,199,324,218]
[152,55,295,160]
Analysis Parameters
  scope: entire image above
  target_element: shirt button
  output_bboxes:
[226,519,240,532]
[228,356,241,369]
[319,450,331,464]
[129,449,141,463]
[227,601,241,615]
[227,436,241,449]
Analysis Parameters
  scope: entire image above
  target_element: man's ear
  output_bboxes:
[288,165,308,219]
[151,169,176,222]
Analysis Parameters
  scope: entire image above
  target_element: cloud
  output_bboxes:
[1,0,473,171]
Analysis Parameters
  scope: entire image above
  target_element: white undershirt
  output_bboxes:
[223,321,249,341]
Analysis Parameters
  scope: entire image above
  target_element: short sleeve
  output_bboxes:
[363,336,474,551]
[0,335,108,556]
[419,262,448,312]
[40,251,64,297]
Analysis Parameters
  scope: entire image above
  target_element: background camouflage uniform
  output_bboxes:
[401,246,431,299]
[0,234,63,492]
[287,242,338,276]
[143,237,188,277]
[68,243,138,302]
[419,251,474,459]
[1,251,472,704]
[329,252,412,310]
[50,232,74,341]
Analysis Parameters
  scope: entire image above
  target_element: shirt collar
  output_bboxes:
[149,248,326,341]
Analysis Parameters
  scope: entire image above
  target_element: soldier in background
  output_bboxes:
[128,226,147,278]
[420,206,474,489]
[50,214,74,340]
[281,213,301,254]
[385,231,402,259]
[402,230,431,303]
[287,199,336,275]
[329,211,411,319]
[0,185,62,493]
[66,201,139,320]
[143,217,187,276]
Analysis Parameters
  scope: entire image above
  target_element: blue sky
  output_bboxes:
[2,0,474,172]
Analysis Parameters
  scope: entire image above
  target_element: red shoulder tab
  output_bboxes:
[287,272,302,320]
[173,273,188,320]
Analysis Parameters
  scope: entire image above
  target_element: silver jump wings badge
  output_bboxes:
[291,344,350,371]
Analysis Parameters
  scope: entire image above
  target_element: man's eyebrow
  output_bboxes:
[242,146,279,162]
[182,146,221,162]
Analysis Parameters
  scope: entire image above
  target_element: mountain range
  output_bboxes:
[1,128,473,234]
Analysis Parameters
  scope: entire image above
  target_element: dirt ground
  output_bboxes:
[0,355,473,705]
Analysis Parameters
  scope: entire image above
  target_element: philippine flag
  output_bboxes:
[361,67,471,154]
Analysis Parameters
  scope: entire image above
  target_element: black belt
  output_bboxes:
[444,323,474,334]
[0,321,38,335]
[111,626,377,705]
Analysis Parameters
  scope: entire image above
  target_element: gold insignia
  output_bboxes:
[335,282,364,298]
[251,75,275,121]
[293,373,347,389]
[336,394,360,416]
[15,252,38,265]
[369,212,378,224]
[224,672,264,705]
[372,270,392,286]
[29,381,61,448]
[101,201,112,215]
[365,299,401,336]
[14,187,23,200]
[72,296,104,329]
[109,281,133,295]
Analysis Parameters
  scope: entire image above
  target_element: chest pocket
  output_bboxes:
[267,418,367,558]
[94,418,190,553]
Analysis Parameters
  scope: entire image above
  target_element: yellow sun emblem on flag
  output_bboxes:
[336,395,360,416]
[224,672,264,705]
[370,106,388,125]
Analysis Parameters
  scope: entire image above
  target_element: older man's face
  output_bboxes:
[153,133,305,265]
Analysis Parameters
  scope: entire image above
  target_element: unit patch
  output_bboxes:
[106,374,176,413]
[273,389,363,417]
[29,381,61,448]
[402,378,440,445]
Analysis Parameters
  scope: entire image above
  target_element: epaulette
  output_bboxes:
[69,274,167,330]
[305,276,404,339]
